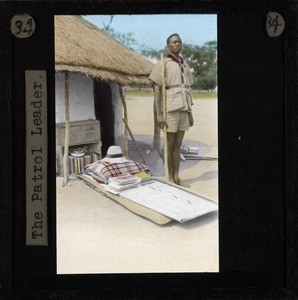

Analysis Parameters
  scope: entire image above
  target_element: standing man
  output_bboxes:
[149,33,194,187]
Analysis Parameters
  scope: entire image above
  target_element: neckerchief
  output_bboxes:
[167,54,185,83]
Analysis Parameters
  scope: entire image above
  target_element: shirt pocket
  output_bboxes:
[166,87,184,112]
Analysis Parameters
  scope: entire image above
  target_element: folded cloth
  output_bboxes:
[85,157,149,183]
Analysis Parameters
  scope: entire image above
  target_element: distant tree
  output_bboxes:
[102,15,114,31]
[103,27,139,51]
[141,47,163,59]
[140,41,217,91]
[100,15,139,51]
[195,63,217,91]
[182,41,217,76]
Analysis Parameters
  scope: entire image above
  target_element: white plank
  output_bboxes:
[120,181,218,223]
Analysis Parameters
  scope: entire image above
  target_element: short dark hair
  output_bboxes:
[166,33,181,45]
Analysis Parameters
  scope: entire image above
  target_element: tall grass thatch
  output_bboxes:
[55,15,153,87]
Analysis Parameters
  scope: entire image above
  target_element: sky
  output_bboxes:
[83,14,217,52]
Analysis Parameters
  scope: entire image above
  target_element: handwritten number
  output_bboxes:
[267,15,282,34]
[14,17,34,37]
[27,18,33,28]
[23,18,34,36]
[14,20,23,35]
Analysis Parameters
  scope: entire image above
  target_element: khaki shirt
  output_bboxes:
[149,57,194,112]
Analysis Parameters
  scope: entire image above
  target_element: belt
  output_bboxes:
[165,84,191,90]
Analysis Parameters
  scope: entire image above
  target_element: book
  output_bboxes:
[109,174,140,186]
[107,175,141,191]
[68,152,99,175]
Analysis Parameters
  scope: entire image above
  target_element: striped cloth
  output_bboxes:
[85,158,148,183]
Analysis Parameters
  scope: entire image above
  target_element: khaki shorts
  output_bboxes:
[167,110,190,132]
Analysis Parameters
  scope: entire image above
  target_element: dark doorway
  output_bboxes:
[94,80,114,157]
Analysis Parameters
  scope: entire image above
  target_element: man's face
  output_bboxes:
[167,35,182,55]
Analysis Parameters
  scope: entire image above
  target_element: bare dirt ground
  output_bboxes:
[124,95,218,199]
[57,94,218,274]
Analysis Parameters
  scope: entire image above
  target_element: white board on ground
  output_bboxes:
[120,180,218,223]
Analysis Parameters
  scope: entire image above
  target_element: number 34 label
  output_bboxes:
[11,14,35,38]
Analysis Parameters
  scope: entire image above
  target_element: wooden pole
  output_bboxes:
[161,53,169,179]
[63,71,70,186]
[119,86,129,156]
[122,118,147,165]
[153,102,160,152]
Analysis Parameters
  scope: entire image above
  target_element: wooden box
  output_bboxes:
[56,119,101,146]
[56,119,102,176]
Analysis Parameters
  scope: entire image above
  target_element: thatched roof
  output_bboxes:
[55,15,153,87]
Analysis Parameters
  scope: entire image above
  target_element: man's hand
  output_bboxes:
[189,112,194,127]
[157,113,168,130]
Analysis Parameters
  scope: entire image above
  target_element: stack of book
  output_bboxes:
[68,152,99,175]
[106,174,141,194]
[134,170,155,184]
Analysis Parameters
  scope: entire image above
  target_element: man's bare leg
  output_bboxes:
[172,131,190,187]
[166,132,175,184]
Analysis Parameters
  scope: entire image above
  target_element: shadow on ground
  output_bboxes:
[127,134,217,177]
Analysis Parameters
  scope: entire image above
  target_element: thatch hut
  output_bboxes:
[54,15,153,181]
[55,15,153,87]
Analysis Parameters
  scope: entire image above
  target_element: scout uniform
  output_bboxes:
[149,54,194,132]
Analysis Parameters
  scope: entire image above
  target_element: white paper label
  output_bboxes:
[25,70,48,246]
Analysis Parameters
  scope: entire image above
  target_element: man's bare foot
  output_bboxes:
[175,178,190,188]
[168,177,176,184]
[166,176,190,188]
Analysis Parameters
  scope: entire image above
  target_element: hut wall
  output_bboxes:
[55,72,124,153]
[55,72,95,123]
